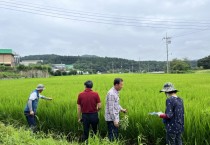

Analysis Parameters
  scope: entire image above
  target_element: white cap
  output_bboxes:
[36,84,45,90]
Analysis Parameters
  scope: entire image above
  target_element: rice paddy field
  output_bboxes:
[0,73,210,145]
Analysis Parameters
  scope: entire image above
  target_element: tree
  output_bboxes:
[54,70,62,76]
[170,59,190,73]
[68,70,77,75]
[16,64,27,71]
[198,55,210,69]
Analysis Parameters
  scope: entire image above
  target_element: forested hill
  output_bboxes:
[21,54,166,73]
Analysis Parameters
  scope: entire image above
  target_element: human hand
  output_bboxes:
[48,97,53,100]
[29,111,34,116]
[78,118,83,123]
[121,109,127,113]
[114,121,119,128]
[157,112,164,117]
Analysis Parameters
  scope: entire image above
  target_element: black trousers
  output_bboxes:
[24,111,37,132]
[166,132,182,145]
[107,121,119,142]
[82,112,99,141]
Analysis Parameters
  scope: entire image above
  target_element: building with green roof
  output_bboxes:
[0,49,15,66]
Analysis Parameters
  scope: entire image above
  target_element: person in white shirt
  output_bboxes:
[24,84,52,132]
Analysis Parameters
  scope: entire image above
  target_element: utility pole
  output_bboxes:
[163,33,171,73]
[131,62,133,73]
[112,61,114,74]
[138,57,141,73]
[90,63,92,74]
[121,62,122,73]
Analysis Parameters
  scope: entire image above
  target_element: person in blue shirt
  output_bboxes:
[157,82,184,145]
[24,84,52,132]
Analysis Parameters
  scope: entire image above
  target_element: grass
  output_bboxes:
[194,69,210,74]
[0,121,127,145]
[0,72,21,79]
[0,121,71,145]
[0,73,210,144]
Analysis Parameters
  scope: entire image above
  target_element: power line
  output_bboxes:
[0,5,209,30]
[0,1,210,30]
[1,3,209,39]
[171,27,210,38]
[2,0,210,25]
[0,2,209,28]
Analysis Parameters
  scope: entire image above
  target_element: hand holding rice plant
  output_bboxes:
[120,115,129,130]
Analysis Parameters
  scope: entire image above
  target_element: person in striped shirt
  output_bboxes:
[105,78,127,141]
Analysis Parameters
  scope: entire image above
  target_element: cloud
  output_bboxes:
[0,0,209,60]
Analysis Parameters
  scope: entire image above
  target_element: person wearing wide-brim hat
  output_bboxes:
[24,84,52,132]
[156,82,184,145]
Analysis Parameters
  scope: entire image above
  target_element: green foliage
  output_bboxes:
[68,70,77,75]
[16,64,28,71]
[195,69,210,74]
[16,64,51,71]
[21,55,166,73]
[170,59,190,73]
[120,115,129,131]
[0,72,21,79]
[0,122,127,145]
[0,65,15,72]
[197,55,210,69]
[0,122,71,145]
[53,70,62,76]
[0,74,210,145]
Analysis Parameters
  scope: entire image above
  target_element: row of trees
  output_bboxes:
[16,64,51,72]
[22,54,200,74]
[0,64,51,72]
[22,55,166,73]
[53,69,77,76]
[197,55,210,69]
[0,58,203,77]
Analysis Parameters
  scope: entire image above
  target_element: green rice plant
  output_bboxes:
[0,73,210,144]
[120,115,129,131]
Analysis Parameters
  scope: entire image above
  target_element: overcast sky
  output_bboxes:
[0,0,209,61]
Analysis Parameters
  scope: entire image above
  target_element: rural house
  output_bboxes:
[0,49,16,67]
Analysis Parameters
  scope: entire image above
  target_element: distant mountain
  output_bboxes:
[21,54,166,73]
[21,54,199,73]
[81,55,99,58]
